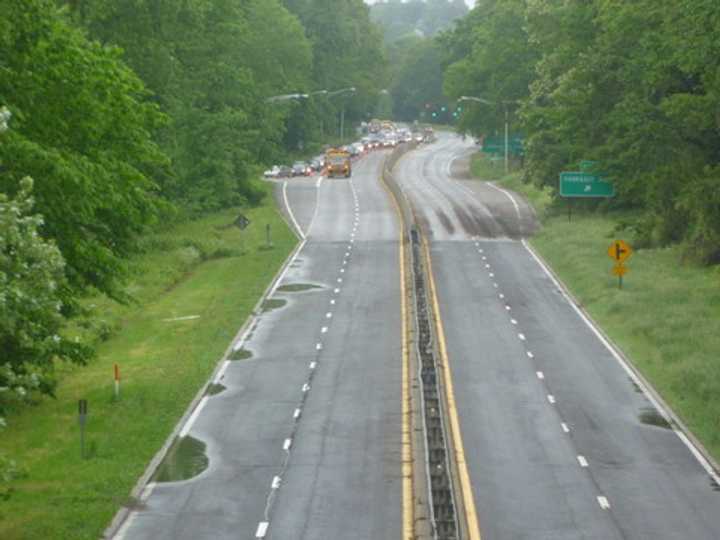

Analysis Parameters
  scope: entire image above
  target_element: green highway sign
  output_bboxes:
[481,136,524,156]
[559,172,615,198]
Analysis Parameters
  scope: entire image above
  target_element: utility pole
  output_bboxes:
[504,104,509,175]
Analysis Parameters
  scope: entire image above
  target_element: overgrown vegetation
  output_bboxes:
[440,0,720,264]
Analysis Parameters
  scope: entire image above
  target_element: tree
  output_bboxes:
[0,177,92,412]
[0,0,168,299]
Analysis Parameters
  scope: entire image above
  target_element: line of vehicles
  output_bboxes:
[263,122,435,180]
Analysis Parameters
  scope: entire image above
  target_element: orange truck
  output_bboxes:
[325,148,352,178]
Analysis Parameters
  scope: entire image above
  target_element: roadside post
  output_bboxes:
[266,223,273,248]
[607,239,633,289]
[78,399,88,459]
[113,364,120,400]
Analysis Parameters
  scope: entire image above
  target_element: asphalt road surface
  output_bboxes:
[395,132,720,539]
[114,151,404,540]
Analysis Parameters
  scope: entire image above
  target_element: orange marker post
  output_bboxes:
[114,364,120,399]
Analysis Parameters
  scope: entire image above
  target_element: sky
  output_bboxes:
[364,0,476,7]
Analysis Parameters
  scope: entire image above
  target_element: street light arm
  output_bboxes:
[265,93,309,103]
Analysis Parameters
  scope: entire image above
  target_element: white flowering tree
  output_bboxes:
[0,177,92,426]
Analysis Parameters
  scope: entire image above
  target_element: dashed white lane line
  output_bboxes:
[493,283,499,288]
[340,268,345,273]
[256,521,269,539]
[578,455,589,468]
[527,351,534,359]
[548,395,556,404]
[337,278,343,283]
[489,273,495,278]
[321,326,328,333]
[316,343,323,351]
[326,312,333,319]
[283,438,292,451]
[597,496,611,510]
[485,264,491,269]
[334,288,340,294]
[511,318,518,325]
[330,299,336,305]
[505,305,511,311]
[309,361,317,370]
[293,408,301,420]
[561,422,570,433]
[499,293,505,299]
[536,371,544,380]
[302,383,310,393]
[518,333,526,341]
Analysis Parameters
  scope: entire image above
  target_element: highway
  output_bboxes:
[395,132,720,539]
[113,151,405,539]
[111,133,720,540]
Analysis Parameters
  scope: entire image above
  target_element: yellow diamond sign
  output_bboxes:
[608,240,633,264]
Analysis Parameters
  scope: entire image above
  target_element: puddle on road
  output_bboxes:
[152,436,209,483]
[639,407,672,429]
[276,283,323,293]
[229,348,253,361]
[262,298,287,312]
[205,383,227,396]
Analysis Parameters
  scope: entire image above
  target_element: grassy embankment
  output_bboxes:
[0,181,296,540]
[471,152,720,461]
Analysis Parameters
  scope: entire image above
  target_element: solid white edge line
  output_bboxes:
[179,396,209,438]
[256,521,270,538]
[293,408,301,420]
[283,438,292,451]
[522,238,720,484]
[214,360,231,383]
[487,181,522,220]
[283,181,305,240]
[271,476,281,489]
[113,513,137,540]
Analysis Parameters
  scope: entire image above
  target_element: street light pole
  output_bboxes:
[458,95,514,174]
[504,104,509,175]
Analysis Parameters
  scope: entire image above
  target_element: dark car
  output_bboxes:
[292,161,311,176]
[278,165,293,178]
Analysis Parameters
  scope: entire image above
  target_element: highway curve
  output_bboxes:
[112,151,405,539]
[394,132,720,539]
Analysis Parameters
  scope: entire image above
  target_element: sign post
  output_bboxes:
[114,364,120,400]
[607,240,633,289]
[78,399,88,459]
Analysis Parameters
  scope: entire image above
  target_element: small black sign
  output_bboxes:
[234,214,250,230]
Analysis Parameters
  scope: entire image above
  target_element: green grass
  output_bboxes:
[469,152,720,461]
[0,181,296,539]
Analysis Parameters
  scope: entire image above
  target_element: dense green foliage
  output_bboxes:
[370,0,468,43]
[441,0,720,263]
[284,0,387,136]
[0,0,387,413]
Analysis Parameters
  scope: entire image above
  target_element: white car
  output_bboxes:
[263,166,281,178]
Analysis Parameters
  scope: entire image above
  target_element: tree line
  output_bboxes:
[440,0,720,264]
[0,0,385,415]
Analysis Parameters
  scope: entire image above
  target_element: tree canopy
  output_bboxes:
[440,0,720,263]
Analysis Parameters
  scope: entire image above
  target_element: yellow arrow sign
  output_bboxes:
[608,240,633,263]
[612,264,629,277]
